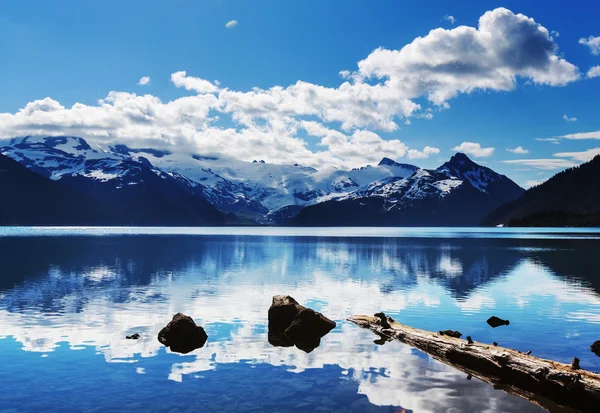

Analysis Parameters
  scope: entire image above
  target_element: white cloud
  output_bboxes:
[588,66,600,79]
[502,158,578,170]
[535,137,560,144]
[563,114,577,122]
[557,131,600,140]
[553,147,600,162]
[506,146,529,154]
[579,35,600,55]
[407,146,440,159]
[225,20,238,29]
[551,30,560,38]
[444,15,456,24]
[170,71,220,94]
[0,8,580,169]
[452,142,494,157]
[356,8,579,106]
[137,76,151,86]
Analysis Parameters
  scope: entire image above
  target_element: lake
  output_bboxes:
[1,227,600,413]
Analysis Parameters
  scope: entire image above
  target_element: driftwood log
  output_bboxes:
[348,314,600,413]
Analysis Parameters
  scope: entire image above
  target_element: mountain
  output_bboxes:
[483,155,600,227]
[293,153,525,226]
[1,136,419,223]
[0,137,225,226]
[0,153,112,225]
[1,136,525,227]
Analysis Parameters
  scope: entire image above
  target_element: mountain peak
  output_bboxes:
[378,157,398,166]
[448,152,474,164]
[378,157,419,171]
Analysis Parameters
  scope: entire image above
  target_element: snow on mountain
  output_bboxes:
[101,143,419,214]
[1,136,438,220]
[1,136,138,182]
[334,168,464,212]
[436,153,503,193]
[294,152,525,226]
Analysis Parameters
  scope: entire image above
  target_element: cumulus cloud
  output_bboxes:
[579,35,600,55]
[407,146,440,159]
[563,114,577,122]
[225,20,238,29]
[452,142,495,157]
[0,7,580,169]
[444,15,456,24]
[137,76,151,86]
[588,66,600,79]
[171,71,220,94]
[507,146,529,154]
[356,8,579,106]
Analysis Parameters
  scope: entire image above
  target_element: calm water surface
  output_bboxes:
[1,227,600,413]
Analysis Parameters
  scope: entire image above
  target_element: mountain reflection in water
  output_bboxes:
[1,231,600,413]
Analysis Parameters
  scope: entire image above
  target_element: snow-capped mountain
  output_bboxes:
[0,136,225,225]
[0,136,419,221]
[0,136,524,226]
[294,153,525,226]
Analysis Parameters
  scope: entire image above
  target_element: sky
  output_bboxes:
[1,0,600,188]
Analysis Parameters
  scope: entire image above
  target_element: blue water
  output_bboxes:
[1,228,600,413]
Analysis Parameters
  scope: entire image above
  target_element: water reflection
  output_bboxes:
[1,234,600,412]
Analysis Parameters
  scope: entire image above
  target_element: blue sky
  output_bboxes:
[1,0,600,187]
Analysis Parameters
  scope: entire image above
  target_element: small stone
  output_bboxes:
[571,357,581,370]
[591,340,600,357]
[493,342,498,346]
[439,330,462,338]
[374,312,391,329]
[487,316,510,328]
[525,350,532,355]
[466,336,474,345]
[126,333,140,340]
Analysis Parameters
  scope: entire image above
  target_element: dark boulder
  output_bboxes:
[591,340,600,357]
[487,316,510,328]
[157,313,208,354]
[268,295,305,334]
[268,295,336,353]
[439,330,462,338]
[126,333,140,340]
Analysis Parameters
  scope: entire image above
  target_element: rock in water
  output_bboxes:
[487,316,510,328]
[126,333,140,340]
[157,313,208,354]
[268,295,305,334]
[286,307,336,339]
[591,340,600,357]
[268,295,336,353]
[439,330,462,338]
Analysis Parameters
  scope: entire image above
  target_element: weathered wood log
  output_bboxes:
[348,314,600,413]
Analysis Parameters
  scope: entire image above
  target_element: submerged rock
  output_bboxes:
[126,333,140,340]
[157,313,208,354]
[439,330,462,338]
[487,316,510,328]
[268,295,336,353]
[591,340,600,357]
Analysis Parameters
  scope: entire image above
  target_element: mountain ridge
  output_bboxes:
[483,155,600,227]
[1,135,526,226]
